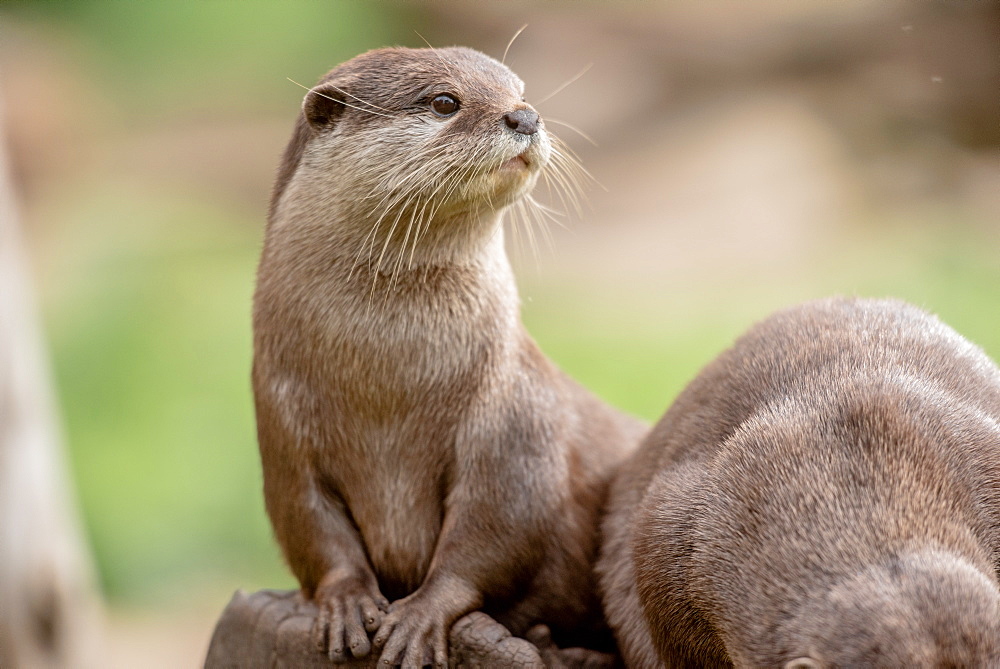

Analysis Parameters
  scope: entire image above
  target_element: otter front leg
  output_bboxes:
[310,552,390,661]
[374,572,483,667]
[270,478,389,661]
[258,413,388,661]
[373,404,557,667]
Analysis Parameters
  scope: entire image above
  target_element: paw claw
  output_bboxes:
[311,575,388,661]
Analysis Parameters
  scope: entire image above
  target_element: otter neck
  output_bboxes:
[273,186,510,271]
[356,206,507,272]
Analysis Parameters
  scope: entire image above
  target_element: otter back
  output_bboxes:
[598,297,1000,667]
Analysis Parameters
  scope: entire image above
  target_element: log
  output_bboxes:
[204,590,617,668]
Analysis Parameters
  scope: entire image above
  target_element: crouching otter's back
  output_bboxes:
[598,297,1000,667]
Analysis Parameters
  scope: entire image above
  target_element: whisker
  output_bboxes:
[508,200,524,257]
[370,195,417,303]
[502,24,528,66]
[552,135,602,191]
[527,194,567,227]
[363,145,449,206]
[414,30,441,53]
[527,196,556,255]
[356,176,426,276]
[356,143,450,240]
[400,168,458,275]
[534,63,593,107]
[318,82,394,114]
[414,31,459,79]
[544,151,584,217]
[545,117,598,147]
[397,158,470,284]
[523,200,540,264]
[367,146,473,288]
[287,78,392,118]
[515,199,542,267]
[374,186,424,275]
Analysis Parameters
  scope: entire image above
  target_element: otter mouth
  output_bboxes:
[499,151,531,172]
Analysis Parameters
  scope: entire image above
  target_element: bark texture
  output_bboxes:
[204,589,617,669]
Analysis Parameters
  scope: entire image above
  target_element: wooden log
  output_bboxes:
[204,590,617,668]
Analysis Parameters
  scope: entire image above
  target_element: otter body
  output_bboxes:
[253,47,643,666]
[598,297,1000,667]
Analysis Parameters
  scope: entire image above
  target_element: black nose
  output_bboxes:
[502,108,539,135]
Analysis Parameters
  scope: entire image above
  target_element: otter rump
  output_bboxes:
[253,47,644,667]
[598,297,1000,667]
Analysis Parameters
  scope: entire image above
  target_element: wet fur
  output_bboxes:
[598,297,1000,667]
[253,47,644,666]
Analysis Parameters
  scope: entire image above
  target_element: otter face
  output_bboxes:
[282,47,558,266]
[780,552,1000,668]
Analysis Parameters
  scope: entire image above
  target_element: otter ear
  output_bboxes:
[784,658,822,669]
[303,84,345,130]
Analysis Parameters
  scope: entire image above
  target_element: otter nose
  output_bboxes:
[502,108,539,135]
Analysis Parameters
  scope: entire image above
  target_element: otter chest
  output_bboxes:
[334,427,451,599]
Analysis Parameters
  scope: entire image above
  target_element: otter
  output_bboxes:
[252,46,644,667]
[597,297,1000,667]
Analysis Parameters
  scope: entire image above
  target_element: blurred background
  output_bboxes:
[0,0,996,666]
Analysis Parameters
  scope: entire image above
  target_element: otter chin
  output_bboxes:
[500,152,531,171]
[253,45,644,667]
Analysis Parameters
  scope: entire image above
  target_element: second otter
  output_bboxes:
[253,47,644,666]
[599,297,1000,667]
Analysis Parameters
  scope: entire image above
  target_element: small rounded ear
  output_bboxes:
[784,657,822,669]
[303,84,345,130]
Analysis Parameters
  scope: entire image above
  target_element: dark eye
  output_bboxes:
[430,94,459,117]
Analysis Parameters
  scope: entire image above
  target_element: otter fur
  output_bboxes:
[252,46,644,666]
[597,297,1000,667]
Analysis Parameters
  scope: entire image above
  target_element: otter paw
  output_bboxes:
[312,578,389,661]
[372,603,449,668]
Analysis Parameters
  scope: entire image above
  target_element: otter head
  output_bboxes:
[271,47,555,269]
[779,550,1000,668]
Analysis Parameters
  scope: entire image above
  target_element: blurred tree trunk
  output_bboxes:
[0,81,103,668]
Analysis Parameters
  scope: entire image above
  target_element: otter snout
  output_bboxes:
[502,108,540,135]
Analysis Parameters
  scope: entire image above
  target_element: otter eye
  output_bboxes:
[430,94,459,117]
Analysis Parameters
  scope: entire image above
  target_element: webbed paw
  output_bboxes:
[312,576,389,661]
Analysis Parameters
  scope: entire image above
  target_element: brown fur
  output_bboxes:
[597,297,1000,667]
[252,46,644,666]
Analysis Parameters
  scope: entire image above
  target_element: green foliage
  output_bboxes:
[523,223,1000,425]
[44,187,293,601]
[6,0,425,116]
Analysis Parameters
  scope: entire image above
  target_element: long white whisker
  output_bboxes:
[312,81,394,114]
[545,117,598,147]
[414,31,460,80]
[287,78,392,118]
[502,24,528,65]
[534,63,593,107]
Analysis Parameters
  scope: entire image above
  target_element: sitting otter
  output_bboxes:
[598,297,1000,667]
[253,46,644,666]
